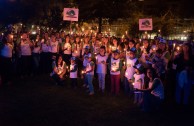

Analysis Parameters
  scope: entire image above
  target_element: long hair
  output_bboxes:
[56,55,63,67]
[144,67,158,88]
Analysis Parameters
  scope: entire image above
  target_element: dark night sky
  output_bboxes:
[1,0,194,24]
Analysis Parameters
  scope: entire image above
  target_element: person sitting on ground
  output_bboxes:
[50,55,66,85]
[135,68,164,112]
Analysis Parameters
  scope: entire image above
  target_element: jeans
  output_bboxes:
[98,73,106,91]
[175,72,192,105]
[86,74,94,93]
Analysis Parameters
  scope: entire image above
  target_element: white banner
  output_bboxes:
[63,8,79,21]
[139,18,153,31]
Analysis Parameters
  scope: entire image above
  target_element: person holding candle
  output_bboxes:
[62,35,72,66]
[139,39,151,68]
[85,53,95,95]
[40,32,51,73]
[70,56,78,89]
[50,55,66,86]
[108,49,122,96]
[123,47,139,96]
[96,46,108,93]
[81,36,90,56]
[72,36,81,58]
[157,38,170,71]
[135,68,164,112]
[18,32,33,78]
[82,46,91,88]
[133,64,145,105]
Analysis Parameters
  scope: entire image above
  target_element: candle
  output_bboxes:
[112,67,116,71]
[81,70,85,74]
[177,46,180,51]
[173,43,176,50]
[125,31,128,35]
[123,61,126,66]
[66,66,69,72]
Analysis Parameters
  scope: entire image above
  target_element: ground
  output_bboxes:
[0,74,193,126]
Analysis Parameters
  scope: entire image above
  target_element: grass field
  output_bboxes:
[0,74,193,126]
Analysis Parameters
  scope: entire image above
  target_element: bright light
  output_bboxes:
[31,31,37,35]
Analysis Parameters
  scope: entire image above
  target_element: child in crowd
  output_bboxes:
[85,53,95,95]
[70,57,78,89]
[133,64,145,105]
[50,55,66,86]
[96,46,108,93]
[151,49,166,80]
[82,46,91,87]
[108,49,122,95]
[124,47,139,96]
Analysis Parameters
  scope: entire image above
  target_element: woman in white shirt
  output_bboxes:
[50,55,66,86]
[19,32,33,77]
[40,32,51,73]
[135,68,164,112]
[62,35,72,65]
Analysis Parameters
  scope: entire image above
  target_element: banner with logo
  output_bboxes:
[63,8,79,21]
[139,18,153,31]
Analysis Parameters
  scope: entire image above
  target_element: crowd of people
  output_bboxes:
[0,30,194,112]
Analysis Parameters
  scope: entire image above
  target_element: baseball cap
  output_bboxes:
[84,46,90,49]
[127,47,136,54]
[159,38,166,44]
[133,64,144,72]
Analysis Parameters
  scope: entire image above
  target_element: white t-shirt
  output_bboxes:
[50,41,58,53]
[125,57,138,80]
[133,73,145,89]
[41,43,50,53]
[63,42,71,54]
[70,64,78,78]
[96,54,108,74]
[33,46,40,54]
[20,41,32,56]
[72,43,81,57]
[110,58,120,75]
[86,61,95,75]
